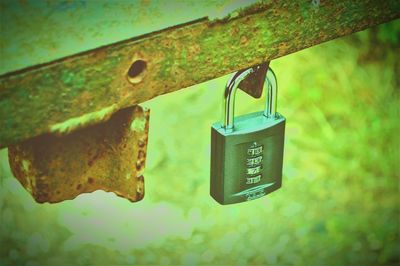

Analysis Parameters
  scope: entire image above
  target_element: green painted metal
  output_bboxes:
[0,0,399,148]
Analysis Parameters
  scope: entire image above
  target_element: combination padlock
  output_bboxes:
[210,66,285,205]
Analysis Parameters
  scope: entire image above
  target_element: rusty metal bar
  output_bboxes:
[1,1,399,148]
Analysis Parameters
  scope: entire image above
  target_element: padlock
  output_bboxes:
[210,66,285,205]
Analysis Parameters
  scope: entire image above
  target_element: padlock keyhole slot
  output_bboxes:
[127,60,147,84]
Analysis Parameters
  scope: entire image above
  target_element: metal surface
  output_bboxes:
[238,62,269,99]
[264,68,277,118]
[211,112,286,205]
[224,68,256,131]
[1,1,399,148]
[224,67,277,130]
[8,105,150,203]
[212,65,285,204]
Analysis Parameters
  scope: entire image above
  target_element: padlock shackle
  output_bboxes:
[264,68,278,118]
[223,66,278,131]
[223,68,254,131]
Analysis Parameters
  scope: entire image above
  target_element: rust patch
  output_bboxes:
[136,175,145,201]
[8,105,150,203]
[238,62,269,99]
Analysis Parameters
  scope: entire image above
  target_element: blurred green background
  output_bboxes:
[1,2,399,265]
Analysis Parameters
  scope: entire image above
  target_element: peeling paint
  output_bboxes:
[311,0,321,8]
[50,104,117,135]
[208,0,259,21]
[21,159,33,193]
[22,159,30,172]
[130,117,147,132]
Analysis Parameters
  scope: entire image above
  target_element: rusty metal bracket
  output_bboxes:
[8,105,150,203]
[1,1,399,148]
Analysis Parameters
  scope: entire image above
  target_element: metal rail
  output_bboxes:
[1,0,399,147]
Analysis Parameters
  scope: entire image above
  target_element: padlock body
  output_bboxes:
[210,111,285,205]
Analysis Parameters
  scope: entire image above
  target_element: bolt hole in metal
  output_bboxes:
[127,60,147,84]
